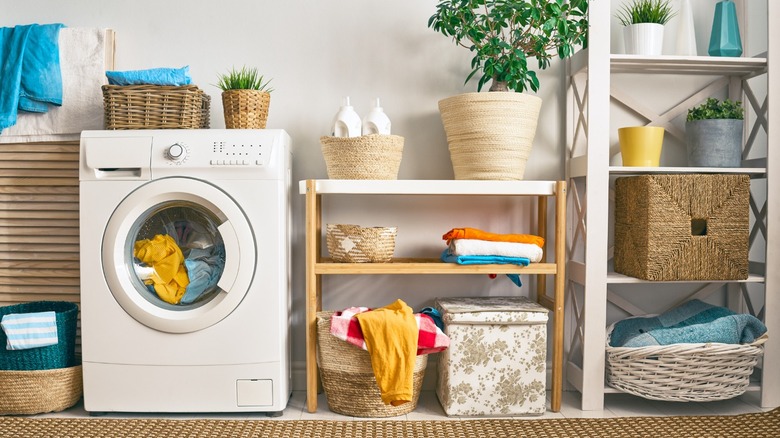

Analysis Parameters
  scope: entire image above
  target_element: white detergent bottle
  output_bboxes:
[361,98,392,135]
[332,96,362,137]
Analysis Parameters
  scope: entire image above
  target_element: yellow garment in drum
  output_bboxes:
[133,234,190,304]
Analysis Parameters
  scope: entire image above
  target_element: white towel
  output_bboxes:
[449,238,544,263]
[0,28,109,142]
[1,311,59,350]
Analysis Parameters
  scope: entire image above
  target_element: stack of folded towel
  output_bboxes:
[440,227,545,287]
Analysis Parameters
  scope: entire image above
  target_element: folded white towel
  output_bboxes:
[1,311,58,350]
[449,238,544,263]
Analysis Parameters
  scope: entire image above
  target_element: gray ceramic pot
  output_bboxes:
[685,119,743,167]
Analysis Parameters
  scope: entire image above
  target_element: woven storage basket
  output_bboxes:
[0,301,79,371]
[606,323,767,402]
[320,134,404,179]
[614,174,749,280]
[438,92,541,180]
[102,84,210,129]
[0,365,82,415]
[326,224,397,263]
[316,311,427,417]
[221,89,270,129]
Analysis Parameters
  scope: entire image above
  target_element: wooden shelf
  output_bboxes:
[568,50,767,77]
[299,179,558,196]
[314,258,559,275]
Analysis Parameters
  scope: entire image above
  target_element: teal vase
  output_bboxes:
[708,0,743,57]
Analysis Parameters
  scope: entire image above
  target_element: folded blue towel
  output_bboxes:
[181,245,225,305]
[1,311,59,350]
[106,66,192,86]
[610,299,768,347]
[0,23,64,130]
[440,249,528,287]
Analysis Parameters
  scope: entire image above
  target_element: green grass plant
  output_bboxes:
[216,66,273,92]
[616,0,676,26]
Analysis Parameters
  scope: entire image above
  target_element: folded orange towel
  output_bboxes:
[442,227,544,247]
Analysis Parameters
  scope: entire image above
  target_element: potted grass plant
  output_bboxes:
[428,0,588,180]
[686,97,744,167]
[616,0,676,56]
[216,66,273,129]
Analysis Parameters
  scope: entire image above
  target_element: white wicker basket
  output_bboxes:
[326,224,397,263]
[605,322,767,402]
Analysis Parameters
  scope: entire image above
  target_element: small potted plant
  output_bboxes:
[216,66,273,129]
[428,0,588,180]
[686,97,744,167]
[616,0,676,56]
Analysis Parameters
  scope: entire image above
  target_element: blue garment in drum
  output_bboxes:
[181,245,226,304]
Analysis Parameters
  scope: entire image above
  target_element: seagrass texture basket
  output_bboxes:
[221,89,270,129]
[605,323,767,402]
[326,224,397,263]
[0,301,79,371]
[614,174,749,280]
[316,312,427,417]
[438,92,541,180]
[0,365,82,415]
[102,85,210,129]
[320,134,404,179]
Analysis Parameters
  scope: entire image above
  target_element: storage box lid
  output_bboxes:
[435,296,548,325]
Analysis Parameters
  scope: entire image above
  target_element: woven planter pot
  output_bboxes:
[438,92,541,180]
[221,89,270,129]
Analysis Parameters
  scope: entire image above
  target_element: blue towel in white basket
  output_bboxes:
[1,311,58,350]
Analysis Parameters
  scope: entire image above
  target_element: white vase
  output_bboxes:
[676,0,697,56]
[623,23,665,56]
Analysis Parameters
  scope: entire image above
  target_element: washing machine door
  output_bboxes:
[102,177,255,333]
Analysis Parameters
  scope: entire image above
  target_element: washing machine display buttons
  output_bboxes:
[166,143,189,163]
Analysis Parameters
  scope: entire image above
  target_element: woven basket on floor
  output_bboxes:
[326,224,397,263]
[221,89,270,129]
[0,365,82,415]
[438,92,541,180]
[606,323,767,402]
[316,312,426,417]
[320,134,404,179]
[0,301,79,371]
[102,84,210,129]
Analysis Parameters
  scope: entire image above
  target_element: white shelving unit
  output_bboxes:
[564,1,779,410]
[300,179,567,413]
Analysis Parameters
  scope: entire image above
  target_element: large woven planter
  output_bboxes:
[438,92,542,180]
[221,89,270,129]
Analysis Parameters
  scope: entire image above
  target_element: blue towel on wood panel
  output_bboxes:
[440,249,528,287]
[610,299,767,347]
[105,66,192,86]
[0,23,65,130]
[1,311,58,350]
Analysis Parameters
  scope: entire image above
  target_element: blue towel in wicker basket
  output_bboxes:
[0,301,78,371]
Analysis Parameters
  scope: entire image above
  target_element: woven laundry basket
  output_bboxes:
[0,301,79,371]
[0,365,83,415]
[438,92,541,180]
[326,224,397,263]
[221,89,270,129]
[614,174,749,280]
[102,84,210,129]
[316,311,427,417]
[605,322,767,402]
[320,134,404,179]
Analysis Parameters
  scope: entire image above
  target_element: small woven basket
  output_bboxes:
[0,301,79,371]
[320,134,404,179]
[0,365,82,415]
[221,89,270,129]
[102,85,210,130]
[605,322,767,402]
[326,224,397,263]
[316,312,427,417]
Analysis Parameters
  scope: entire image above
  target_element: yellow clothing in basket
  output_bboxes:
[355,299,418,406]
[133,234,189,305]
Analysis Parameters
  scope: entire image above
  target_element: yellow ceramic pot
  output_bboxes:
[618,126,665,167]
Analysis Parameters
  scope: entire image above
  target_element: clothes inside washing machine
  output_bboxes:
[130,201,226,308]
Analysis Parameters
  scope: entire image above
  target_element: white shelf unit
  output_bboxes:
[300,179,567,413]
[564,1,779,410]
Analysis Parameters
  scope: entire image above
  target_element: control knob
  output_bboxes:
[167,143,187,162]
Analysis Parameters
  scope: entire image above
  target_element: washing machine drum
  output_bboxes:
[102,178,255,333]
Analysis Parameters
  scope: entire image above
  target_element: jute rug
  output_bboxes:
[1,408,778,438]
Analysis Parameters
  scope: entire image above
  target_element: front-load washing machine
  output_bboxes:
[79,129,291,413]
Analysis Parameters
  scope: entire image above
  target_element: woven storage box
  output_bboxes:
[221,89,270,129]
[614,174,749,280]
[0,365,82,415]
[102,84,211,129]
[0,301,79,371]
[320,134,404,179]
[316,311,426,417]
[606,323,767,402]
[326,224,397,263]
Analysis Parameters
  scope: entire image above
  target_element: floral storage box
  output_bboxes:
[435,296,548,416]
